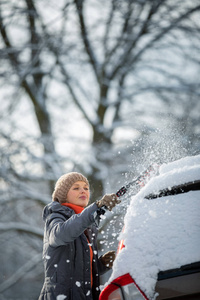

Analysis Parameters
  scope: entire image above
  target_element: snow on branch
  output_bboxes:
[74,0,100,82]
[0,253,42,293]
[0,222,43,238]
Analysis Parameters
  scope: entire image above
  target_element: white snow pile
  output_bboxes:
[108,155,200,299]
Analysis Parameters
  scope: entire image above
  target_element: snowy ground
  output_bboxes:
[107,155,200,299]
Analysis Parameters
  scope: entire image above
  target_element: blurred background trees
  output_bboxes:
[0,0,200,298]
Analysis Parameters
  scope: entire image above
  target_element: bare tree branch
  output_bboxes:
[74,0,100,82]
[0,253,42,293]
[0,222,43,238]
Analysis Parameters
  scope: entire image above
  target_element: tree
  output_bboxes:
[0,0,200,298]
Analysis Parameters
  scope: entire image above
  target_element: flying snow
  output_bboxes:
[75,281,81,287]
[56,295,67,300]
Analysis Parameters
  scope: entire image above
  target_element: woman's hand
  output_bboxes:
[100,250,116,268]
[96,193,121,211]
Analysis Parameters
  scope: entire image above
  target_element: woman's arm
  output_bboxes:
[48,202,99,246]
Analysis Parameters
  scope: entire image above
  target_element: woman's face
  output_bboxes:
[67,181,90,207]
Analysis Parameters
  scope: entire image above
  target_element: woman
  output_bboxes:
[39,172,121,300]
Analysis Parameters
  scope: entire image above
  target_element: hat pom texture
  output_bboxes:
[52,172,89,203]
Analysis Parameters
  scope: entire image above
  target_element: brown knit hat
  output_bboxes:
[52,172,89,203]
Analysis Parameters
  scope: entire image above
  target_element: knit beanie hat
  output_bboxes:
[52,172,89,203]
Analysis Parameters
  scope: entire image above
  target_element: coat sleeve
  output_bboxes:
[47,202,99,247]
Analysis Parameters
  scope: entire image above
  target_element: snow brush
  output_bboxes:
[99,164,159,214]
[115,164,159,197]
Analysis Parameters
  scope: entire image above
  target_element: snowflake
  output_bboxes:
[76,281,81,287]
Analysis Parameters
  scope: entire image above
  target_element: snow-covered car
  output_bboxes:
[99,155,200,300]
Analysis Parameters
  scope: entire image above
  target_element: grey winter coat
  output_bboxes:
[39,202,108,300]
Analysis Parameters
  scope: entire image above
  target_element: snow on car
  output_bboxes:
[99,155,200,300]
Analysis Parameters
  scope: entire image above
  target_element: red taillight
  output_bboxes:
[117,226,125,255]
[99,273,149,300]
[117,239,125,254]
[99,273,133,300]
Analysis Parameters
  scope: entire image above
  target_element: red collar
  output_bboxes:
[61,203,84,214]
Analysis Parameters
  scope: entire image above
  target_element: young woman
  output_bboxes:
[39,172,121,300]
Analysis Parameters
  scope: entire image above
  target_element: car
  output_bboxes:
[99,155,200,300]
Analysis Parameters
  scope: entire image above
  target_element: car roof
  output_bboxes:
[108,155,200,299]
